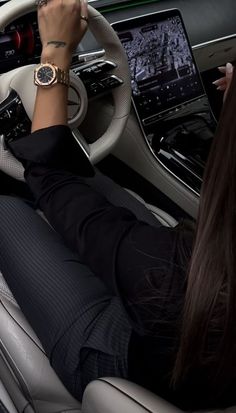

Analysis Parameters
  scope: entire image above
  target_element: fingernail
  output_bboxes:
[212,80,218,85]
[226,62,233,73]
[217,66,226,72]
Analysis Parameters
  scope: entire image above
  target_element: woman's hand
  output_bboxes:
[38,0,88,69]
[213,62,234,103]
[32,0,88,131]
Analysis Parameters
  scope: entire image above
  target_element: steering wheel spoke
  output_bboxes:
[0,89,31,144]
[72,128,90,159]
[0,89,18,115]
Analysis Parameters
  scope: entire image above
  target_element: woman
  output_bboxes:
[0,0,236,409]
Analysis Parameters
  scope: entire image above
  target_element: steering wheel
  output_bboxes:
[0,0,131,164]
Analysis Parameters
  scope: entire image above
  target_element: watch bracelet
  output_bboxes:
[57,67,70,86]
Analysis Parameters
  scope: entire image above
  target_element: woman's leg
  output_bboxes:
[0,178,159,397]
[0,196,115,397]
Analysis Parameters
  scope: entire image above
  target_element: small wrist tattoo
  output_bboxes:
[47,41,67,48]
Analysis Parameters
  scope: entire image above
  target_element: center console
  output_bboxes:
[112,9,217,195]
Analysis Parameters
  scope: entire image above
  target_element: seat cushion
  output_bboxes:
[82,378,183,413]
[82,378,236,413]
[0,271,81,413]
[0,270,19,308]
[0,380,18,413]
[124,188,178,227]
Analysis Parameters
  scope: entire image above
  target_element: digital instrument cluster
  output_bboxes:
[0,12,42,73]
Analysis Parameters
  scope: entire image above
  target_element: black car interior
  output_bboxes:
[0,0,236,412]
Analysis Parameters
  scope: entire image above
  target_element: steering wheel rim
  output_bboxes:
[0,0,131,164]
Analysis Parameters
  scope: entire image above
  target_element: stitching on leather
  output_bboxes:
[0,299,45,354]
[98,379,153,413]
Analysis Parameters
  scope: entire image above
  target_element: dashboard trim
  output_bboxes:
[132,98,201,197]
[193,33,236,71]
[193,32,236,50]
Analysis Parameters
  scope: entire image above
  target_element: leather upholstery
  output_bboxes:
[0,198,234,412]
[82,378,183,413]
[82,378,236,413]
[0,380,18,413]
[0,274,81,413]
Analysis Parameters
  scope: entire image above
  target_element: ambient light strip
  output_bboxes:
[100,0,160,13]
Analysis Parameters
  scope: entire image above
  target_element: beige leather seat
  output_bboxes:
[82,378,236,413]
[0,380,18,413]
[0,197,234,413]
[0,269,81,413]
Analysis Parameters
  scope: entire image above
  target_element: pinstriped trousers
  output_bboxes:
[0,171,162,400]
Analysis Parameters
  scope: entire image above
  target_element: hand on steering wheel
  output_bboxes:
[0,0,131,175]
[39,0,88,68]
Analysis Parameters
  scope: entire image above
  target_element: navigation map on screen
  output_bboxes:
[115,13,204,120]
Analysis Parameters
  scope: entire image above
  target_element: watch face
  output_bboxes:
[37,65,55,85]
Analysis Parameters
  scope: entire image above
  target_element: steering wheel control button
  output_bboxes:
[74,60,117,79]
[87,81,105,96]
[0,90,31,143]
[73,60,122,97]
[100,75,123,89]
[96,61,117,72]
[85,76,123,97]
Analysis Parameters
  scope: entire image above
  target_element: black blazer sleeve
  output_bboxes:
[9,126,189,334]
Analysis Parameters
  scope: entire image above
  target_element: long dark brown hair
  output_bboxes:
[173,68,236,393]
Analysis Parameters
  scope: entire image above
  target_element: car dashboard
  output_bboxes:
[1,3,236,413]
[0,0,235,217]
[0,0,235,73]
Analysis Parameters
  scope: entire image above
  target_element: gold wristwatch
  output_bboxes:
[34,63,70,87]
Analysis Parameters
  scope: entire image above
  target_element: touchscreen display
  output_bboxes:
[113,11,205,121]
